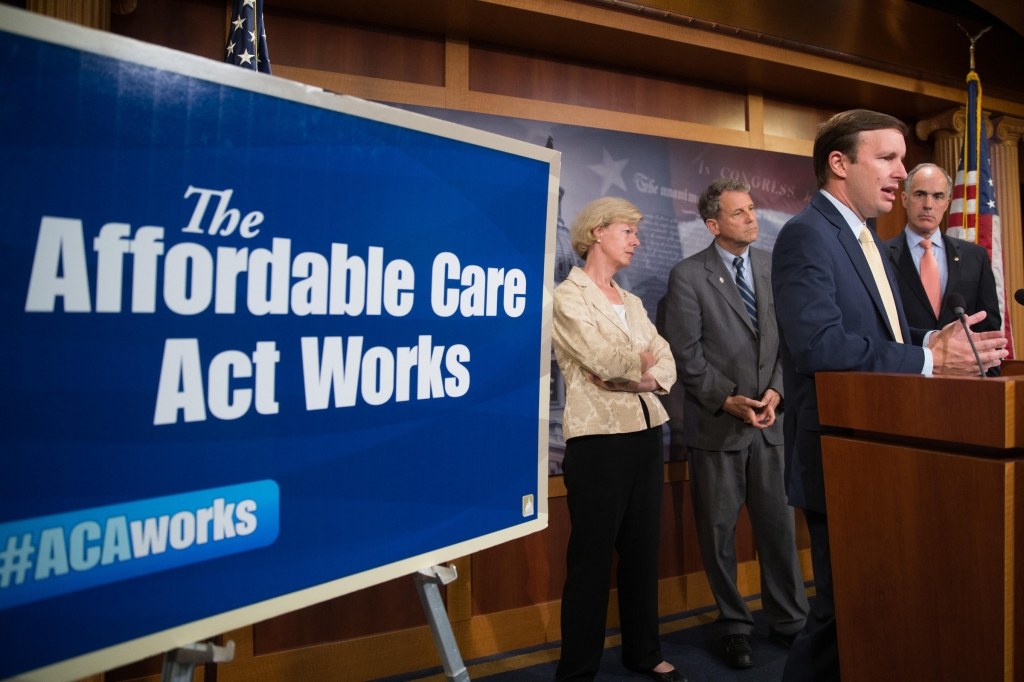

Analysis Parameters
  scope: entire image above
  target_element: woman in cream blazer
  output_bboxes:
[552,198,682,682]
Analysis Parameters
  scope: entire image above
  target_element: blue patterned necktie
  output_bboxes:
[733,256,758,332]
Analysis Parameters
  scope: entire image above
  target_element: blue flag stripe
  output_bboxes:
[225,0,271,74]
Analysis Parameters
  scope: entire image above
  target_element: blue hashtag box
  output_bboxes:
[0,480,279,611]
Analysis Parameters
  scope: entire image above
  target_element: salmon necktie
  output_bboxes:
[919,239,942,319]
[858,226,905,343]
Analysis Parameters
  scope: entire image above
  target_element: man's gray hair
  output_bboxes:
[698,178,751,223]
[905,162,953,196]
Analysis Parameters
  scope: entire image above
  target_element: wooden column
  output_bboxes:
[993,116,1024,353]
[916,108,965,185]
[27,0,110,30]
[917,109,961,233]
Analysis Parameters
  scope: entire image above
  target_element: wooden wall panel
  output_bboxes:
[253,573,445,655]
[763,98,834,141]
[794,507,810,551]
[105,655,163,682]
[265,8,444,86]
[471,495,570,615]
[735,505,755,564]
[680,477,703,575]
[110,0,224,62]
[658,480,687,577]
[469,43,747,131]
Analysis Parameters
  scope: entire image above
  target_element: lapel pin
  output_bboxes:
[719,277,724,283]
[954,257,960,262]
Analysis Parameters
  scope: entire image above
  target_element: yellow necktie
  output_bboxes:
[858,226,904,343]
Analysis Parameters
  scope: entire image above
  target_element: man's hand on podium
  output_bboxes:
[928,310,1008,375]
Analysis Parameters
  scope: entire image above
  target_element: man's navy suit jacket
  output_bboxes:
[771,192,928,514]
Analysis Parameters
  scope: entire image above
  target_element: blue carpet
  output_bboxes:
[373,590,811,682]
[477,610,787,682]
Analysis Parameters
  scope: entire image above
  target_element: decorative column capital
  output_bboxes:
[994,116,1024,146]
[916,106,993,141]
[916,108,961,141]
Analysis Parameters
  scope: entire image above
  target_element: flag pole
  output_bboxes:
[958,24,991,70]
[957,24,991,244]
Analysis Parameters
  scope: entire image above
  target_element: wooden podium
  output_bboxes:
[816,366,1024,682]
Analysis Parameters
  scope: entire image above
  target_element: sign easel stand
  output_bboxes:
[155,566,466,682]
[160,639,235,682]
[415,564,470,682]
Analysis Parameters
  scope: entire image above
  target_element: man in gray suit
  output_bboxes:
[664,179,808,669]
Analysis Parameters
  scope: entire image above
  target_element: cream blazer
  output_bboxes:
[552,267,676,440]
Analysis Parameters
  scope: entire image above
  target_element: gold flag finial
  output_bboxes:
[958,24,992,70]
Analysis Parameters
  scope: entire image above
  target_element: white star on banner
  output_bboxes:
[589,149,629,195]
[988,200,996,208]
[988,178,994,186]
[248,30,256,43]
[242,0,255,7]
[237,49,254,65]
[226,41,235,56]
[231,15,245,31]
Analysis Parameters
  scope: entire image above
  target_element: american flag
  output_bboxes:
[224,0,271,74]
[948,70,1012,356]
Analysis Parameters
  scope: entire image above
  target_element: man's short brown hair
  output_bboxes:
[698,178,751,223]
[813,109,909,189]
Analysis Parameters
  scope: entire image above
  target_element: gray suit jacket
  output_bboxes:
[664,243,784,451]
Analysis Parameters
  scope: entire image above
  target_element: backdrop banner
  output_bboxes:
[0,8,555,680]
[396,105,817,473]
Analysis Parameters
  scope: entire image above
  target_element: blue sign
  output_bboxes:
[0,7,555,680]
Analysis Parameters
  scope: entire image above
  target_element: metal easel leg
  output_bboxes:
[160,640,235,682]
[414,565,470,682]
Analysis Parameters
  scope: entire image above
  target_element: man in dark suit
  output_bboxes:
[771,109,1007,681]
[885,162,1001,377]
[664,180,809,669]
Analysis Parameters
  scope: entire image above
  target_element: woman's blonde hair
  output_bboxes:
[569,197,644,259]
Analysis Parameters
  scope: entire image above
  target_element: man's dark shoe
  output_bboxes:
[767,628,798,649]
[628,667,688,682]
[721,634,754,669]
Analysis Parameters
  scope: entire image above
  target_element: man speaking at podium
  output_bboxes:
[771,109,1007,681]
